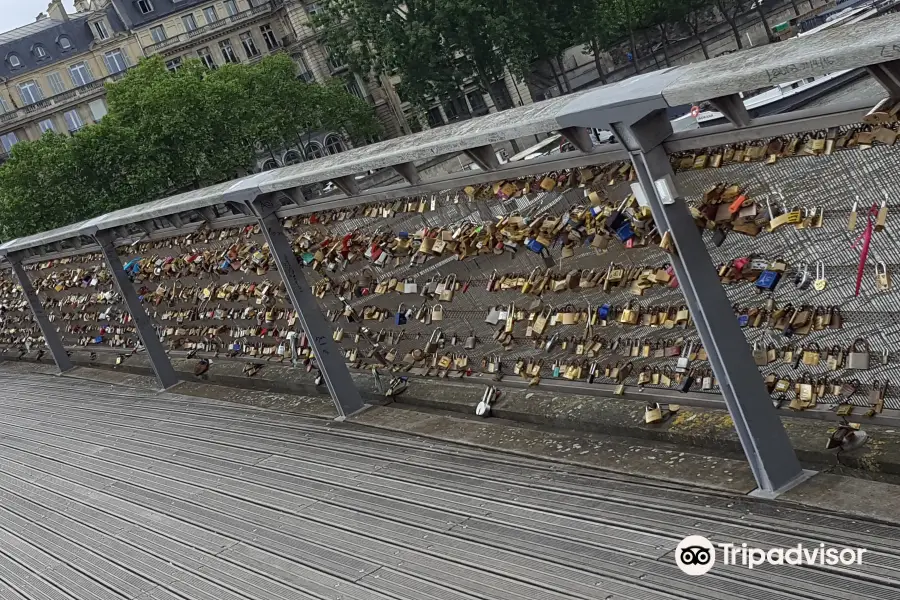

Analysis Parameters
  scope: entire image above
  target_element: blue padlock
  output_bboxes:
[232,342,242,352]
[598,303,611,320]
[525,237,544,253]
[94,336,103,344]
[755,270,782,290]
[395,304,407,326]
[615,221,635,242]
[737,314,749,327]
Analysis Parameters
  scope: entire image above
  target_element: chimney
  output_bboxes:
[47,0,68,22]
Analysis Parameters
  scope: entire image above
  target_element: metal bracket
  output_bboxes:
[392,161,421,185]
[559,126,594,153]
[93,229,180,391]
[245,194,366,418]
[709,93,753,128]
[617,110,805,495]
[5,253,74,373]
[867,60,900,98]
[280,186,305,205]
[464,144,500,171]
[332,175,360,197]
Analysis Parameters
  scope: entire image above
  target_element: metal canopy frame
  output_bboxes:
[4,11,900,493]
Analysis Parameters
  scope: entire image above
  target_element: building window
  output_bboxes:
[324,135,345,154]
[305,141,325,159]
[324,45,343,71]
[150,25,166,44]
[240,33,260,58]
[490,80,513,111]
[47,72,66,95]
[165,57,182,72]
[444,97,469,122]
[224,0,238,16]
[64,109,84,133]
[260,25,278,51]
[69,62,94,87]
[93,21,110,40]
[104,49,128,74]
[18,81,43,105]
[39,119,55,133]
[197,47,216,69]
[426,107,444,127]
[7,54,21,69]
[0,96,9,114]
[219,39,239,63]
[467,90,487,114]
[344,77,364,99]
[182,14,198,32]
[283,149,303,165]
[1,133,18,153]
[32,44,48,59]
[306,2,322,16]
[89,99,108,121]
[296,53,314,82]
[58,36,72,50]
[203,6,218,23]
[136,0,154,14]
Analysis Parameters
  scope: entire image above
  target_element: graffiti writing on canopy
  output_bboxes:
[765,56,836,83]
[880,44,900,59]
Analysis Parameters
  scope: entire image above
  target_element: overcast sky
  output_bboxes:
[1,0,77,34]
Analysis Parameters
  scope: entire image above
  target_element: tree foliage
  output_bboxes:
[319,0,777,101]
[0,53,380,240]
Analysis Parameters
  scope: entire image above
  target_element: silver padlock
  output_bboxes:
[425,328,444,353]
[676,341,694,374]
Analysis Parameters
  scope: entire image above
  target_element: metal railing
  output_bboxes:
[143,2,275,54]
[4,12,900,495]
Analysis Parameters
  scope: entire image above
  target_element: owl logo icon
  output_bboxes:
[675,535,716,575]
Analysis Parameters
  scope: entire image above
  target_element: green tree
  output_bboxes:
[680,0,714,59]
[570,0,625,84]
[716,0,748,49]
[0,53,379,240]
[317,0,509,114]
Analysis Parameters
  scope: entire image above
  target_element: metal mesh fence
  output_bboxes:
[2,131,900,411]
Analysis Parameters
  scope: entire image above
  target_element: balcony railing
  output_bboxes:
[0,70,128,130]
[144,2,275,54]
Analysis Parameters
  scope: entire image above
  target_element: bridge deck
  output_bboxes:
[0,370,898,600]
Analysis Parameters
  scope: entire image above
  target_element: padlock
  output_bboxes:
[676,342,693,373]
[876,261,891,291]
[752,342,769,366]
[431,304,444,322]
[425,328,444,353]
[395,304,407,326]
[847,339,870,370]
[644,403,663,424]
[801,343,821,367]
[464,331,477,350]
[678,371,695,393]
[755,269,781,291]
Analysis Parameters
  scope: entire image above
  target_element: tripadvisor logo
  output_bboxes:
[675,535,867,576]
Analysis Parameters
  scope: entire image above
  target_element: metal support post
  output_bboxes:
[614,110,810,497]
[93,230,180,390]
[248,194,366,418]
[5,254,74,373]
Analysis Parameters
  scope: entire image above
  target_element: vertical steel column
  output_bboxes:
[247,194,366,418]
[5,254,74,372]
[615,111,810,496]
[93,230,180,390]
